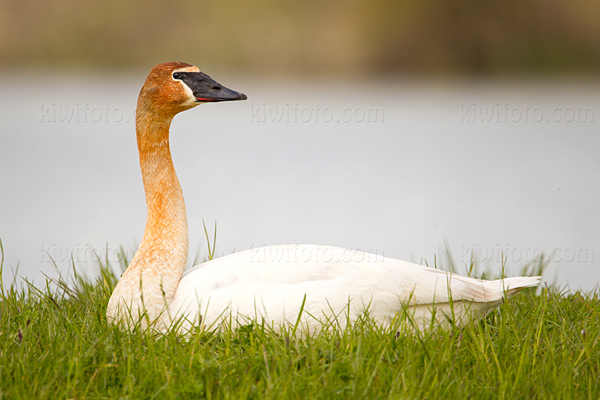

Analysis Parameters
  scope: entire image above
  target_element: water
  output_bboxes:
[1,73,599,291]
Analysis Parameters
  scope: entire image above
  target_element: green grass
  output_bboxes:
[1,244,599,399]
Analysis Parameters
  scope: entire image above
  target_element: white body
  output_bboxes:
[170,244,540,332]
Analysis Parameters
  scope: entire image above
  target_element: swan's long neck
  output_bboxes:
[136,113,189,282]
[137,112,188,261]
[107,107,188,328]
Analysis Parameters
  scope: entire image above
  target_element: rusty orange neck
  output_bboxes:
[136,112,189,267]
[106,109,189,328]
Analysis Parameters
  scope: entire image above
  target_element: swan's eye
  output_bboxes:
[173,72,182,80]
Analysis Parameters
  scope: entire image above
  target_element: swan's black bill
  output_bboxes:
[173,71,247,102]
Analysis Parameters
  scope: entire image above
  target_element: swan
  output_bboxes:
[106,61,541,333]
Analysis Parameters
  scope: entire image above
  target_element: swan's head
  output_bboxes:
[138,61,247,116]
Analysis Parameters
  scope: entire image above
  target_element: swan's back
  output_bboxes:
[170,244,540,332]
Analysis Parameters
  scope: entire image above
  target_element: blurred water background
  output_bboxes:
[1,0,599,290]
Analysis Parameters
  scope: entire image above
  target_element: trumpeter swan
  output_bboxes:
[106,62,541,333]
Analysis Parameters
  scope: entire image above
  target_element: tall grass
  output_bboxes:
[1,242,599,399]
